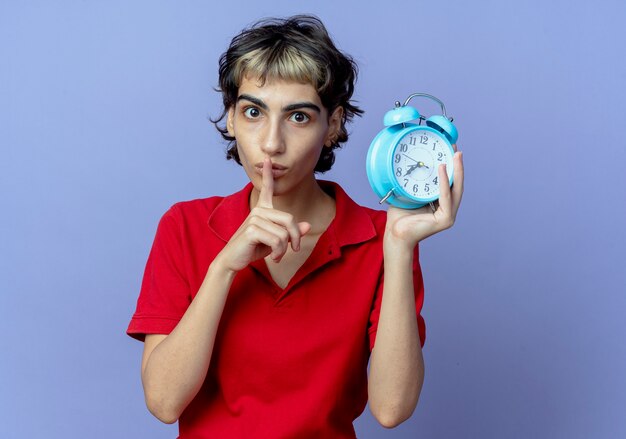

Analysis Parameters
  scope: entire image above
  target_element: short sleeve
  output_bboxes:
[367,244,426,351]
[127,205,192,341]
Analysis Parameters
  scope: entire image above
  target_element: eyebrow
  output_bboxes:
[237,94,321,113]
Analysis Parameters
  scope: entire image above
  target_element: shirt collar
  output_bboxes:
[207,180,378,247]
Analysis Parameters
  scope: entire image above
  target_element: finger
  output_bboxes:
[292,222,311,252]
[452,143,458,152]
[437,163,453,222]
[451,151,464,215]
[257,157,274,208]
[298,222,311,237]
[246,220,289,262]
[252,207,305,252]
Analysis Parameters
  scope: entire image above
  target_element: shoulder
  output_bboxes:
[347,199,387,237]
[328,181,386,221]
[322,180,387,239]
[156,196,225,229]
[156,184,253,243]
[357,203,387,232]
[168,196,225,219]
[161,183,252,225]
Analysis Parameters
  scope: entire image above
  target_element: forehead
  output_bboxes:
[237,76,324,109]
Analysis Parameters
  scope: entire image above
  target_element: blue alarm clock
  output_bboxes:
[366,93,458,209]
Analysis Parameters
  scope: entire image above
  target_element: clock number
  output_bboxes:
[394,154,401,163]
[403,178,409,188]
[409,137,416,146]
[412,184,419,193]
[400,143,408,152]
[433,176,438,185]
[437,152,443,161]
[424,183,430,192]
[432,141,438,151]
[420,135,428,145]
[396,167,402,177]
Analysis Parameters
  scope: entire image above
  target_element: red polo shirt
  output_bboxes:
[127,181,425,438]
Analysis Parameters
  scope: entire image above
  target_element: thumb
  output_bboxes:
[298,222,312,236]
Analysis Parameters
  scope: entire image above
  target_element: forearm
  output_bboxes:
[142,259,235,422]
[368,242,424,427]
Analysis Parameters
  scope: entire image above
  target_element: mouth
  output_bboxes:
[254,162,288,178]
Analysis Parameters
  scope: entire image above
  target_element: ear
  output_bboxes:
[226,107,235,137]
[325,106,344,147]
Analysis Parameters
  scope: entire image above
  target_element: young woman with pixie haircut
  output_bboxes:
[128,15,464,438]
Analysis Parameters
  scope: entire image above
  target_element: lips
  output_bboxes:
[254,162,288,178]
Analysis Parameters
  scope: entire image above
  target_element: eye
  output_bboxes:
[289,112,310,124]
[243,107,261,119]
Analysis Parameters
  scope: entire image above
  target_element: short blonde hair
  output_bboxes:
[232,46,323,89]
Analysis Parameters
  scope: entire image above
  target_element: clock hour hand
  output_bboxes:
[402,154,420,175]
[403,164,419,176]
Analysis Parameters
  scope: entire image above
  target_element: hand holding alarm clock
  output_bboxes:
[367,93,464,245]
[367,93,459,209]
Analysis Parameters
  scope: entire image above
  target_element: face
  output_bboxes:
[227,76,342,196]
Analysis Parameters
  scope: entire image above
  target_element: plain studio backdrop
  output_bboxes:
[1,1,625,438]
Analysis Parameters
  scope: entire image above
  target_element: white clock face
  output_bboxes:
[391,129,453,200]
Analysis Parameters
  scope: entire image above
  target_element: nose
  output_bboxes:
[260,118,285,156]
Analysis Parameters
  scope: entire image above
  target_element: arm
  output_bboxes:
[141,262,235,423]
[141,158,309,423]
[367,242,424,428]
[368,150,464,427]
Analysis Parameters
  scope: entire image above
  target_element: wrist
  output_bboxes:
[384,224,416,250]
[208,255,238,282]
[383,234,415,262]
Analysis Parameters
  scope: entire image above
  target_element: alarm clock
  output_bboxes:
[366,93,458,209]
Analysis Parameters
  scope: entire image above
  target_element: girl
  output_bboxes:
[128,15,464,438]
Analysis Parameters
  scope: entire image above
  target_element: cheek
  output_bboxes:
[298,137,326,166]
[288,124,327,147]
[235,141,252,166]
[232,125,259,162]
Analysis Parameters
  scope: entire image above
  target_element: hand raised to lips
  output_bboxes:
[215,158,311,272]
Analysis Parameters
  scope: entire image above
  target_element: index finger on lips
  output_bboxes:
[257,157,274,208]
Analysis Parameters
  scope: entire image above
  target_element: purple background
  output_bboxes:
[2,1,625,438]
